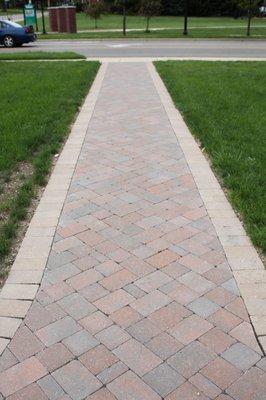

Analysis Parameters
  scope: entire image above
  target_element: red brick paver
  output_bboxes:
[0,63,265,399]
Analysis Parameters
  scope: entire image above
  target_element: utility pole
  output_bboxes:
[183,0,188,35]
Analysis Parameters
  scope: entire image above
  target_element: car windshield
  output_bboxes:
[5,21,22,28]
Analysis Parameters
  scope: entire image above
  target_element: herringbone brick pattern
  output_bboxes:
[0,63,265,399]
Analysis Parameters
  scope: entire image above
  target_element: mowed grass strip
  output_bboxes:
[155,61,266,254]
[0,61,99,279]
[0,51,86,60]
[38,26,266,39]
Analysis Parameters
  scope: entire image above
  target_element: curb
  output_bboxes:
[0,62,107,355]
[86,57,266,62]
[147,61,266,354]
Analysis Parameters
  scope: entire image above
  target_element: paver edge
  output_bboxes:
[147,61,266,354]
[0,61,108,355]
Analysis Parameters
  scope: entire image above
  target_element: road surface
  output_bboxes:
[1,39,266,58]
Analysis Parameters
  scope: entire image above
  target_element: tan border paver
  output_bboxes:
[0,62,107,355]
[147,61,266,353]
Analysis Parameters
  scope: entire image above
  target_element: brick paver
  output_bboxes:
[0,63,265,399]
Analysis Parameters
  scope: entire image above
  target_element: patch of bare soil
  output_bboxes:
[0,156,59,287]
[0,162,33,222]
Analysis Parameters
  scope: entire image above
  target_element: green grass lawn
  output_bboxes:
[0,8,21,15]
[0,51,85,60]
[42,14,266,31]
[17,13,265,38]
[0,60,99,281]
[38,26,266,39]
[155,61,266,255]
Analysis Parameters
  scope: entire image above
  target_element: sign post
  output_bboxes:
[4,0,9,19]
[23,1,37,31]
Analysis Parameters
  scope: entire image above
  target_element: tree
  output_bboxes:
[161,0,183,15]
[234,0,261,35]
[183,0,189,35]
[140,0,162,33]
[85,1,106,29]
[115,0,128,36]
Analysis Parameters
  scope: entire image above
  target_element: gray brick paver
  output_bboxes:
[1,62,264,399]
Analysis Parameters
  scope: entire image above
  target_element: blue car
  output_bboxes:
[0,20,37,47]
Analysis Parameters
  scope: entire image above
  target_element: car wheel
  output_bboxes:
[3,35,15,48]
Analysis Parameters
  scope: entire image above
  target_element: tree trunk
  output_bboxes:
[123,0,126,36]
[95,18,97,29]
[146,17,150,33]
[183,0,188,35]
[41,0,46,34]
[247,1,252,36]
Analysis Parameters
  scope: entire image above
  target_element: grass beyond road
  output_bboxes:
[16,14,266,38]
[38,26,266,39]
[41,14,266,31]
[0,8,21,15]
[0,52,85,60]
[0,60,99,281]
[155,61,266,254]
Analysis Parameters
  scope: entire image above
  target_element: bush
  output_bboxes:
[102,0,249,16]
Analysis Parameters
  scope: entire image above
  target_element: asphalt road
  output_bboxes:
[1,39,266,58]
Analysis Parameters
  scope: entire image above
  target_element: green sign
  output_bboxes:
[24,3,36,26]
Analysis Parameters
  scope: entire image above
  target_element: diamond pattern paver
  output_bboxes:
[95,325,130,350]
[0,357,47,397]
[113,338,162,377]
[221,342,261,371]
[1,62,264,399]
[79,344,118,375]
[6,383,49,400]
[126,318,161,343]
[35,316,81,346]
[36,343,73,372]
[8,325,44,361]
[130,290,171,316]
[146,332,184,360]
[168,314,213,345]
[63,329,99,356]
[37,374,65,399]
[108,370,161,400]
[143,363,185,397]
[165,381,210,400]
[52,360,102,400]
[201,357,242,390]
[167,341,216,378]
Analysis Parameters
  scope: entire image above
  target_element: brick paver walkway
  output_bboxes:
[0,63,265,399]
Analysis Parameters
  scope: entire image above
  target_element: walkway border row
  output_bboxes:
[147,61,266,354]
[0,62,108,356]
